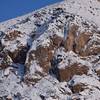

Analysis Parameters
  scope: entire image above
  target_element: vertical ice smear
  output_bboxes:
[63,15,74,41]
[64,23,69,40]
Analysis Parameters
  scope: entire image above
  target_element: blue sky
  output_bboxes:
[0,0,63,22]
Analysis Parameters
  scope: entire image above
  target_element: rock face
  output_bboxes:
[0,0,100,99]
[4,30,22,41]
[59,63,89,82]
[75,32,100,56]
[8,46,29,64]
[68,75,100,100]
[25,34,63,75]
[1,30,30,64]
[0,51,12,69]
[75,32,92,56]
[49,48,91,82]
[64,24,100,56]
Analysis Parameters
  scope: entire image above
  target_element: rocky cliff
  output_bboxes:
[0,0,100,99]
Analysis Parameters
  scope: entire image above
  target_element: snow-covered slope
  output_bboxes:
[0,0,100,100]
